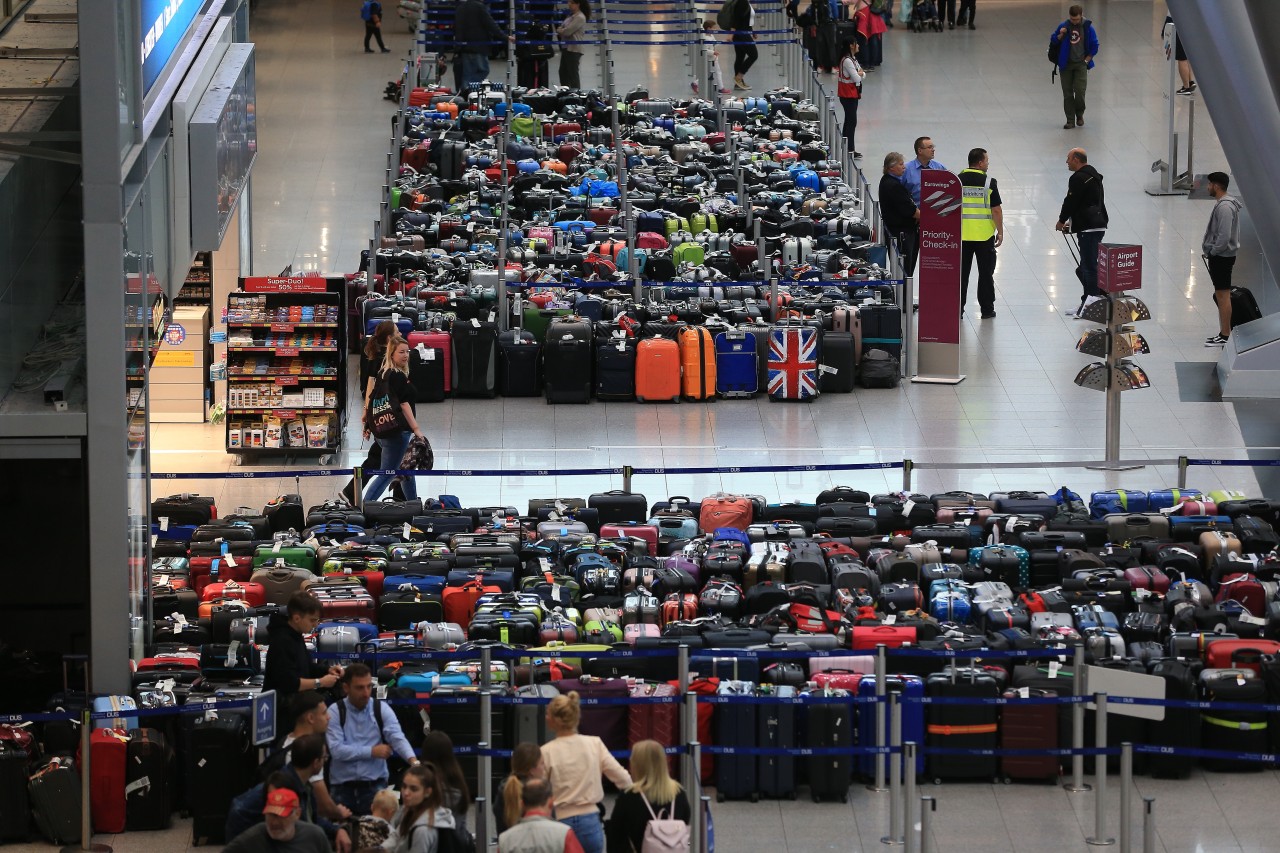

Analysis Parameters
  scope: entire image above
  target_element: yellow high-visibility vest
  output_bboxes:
[960,168,995,242]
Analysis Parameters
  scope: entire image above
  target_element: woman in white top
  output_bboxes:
[540,691,633,853]
[556,0,590,89]
[385,763,456,853]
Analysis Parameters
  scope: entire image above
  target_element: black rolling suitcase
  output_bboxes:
[544,318,594,403]
[0,746,29,840]
[804,688,853,802]
[409,339,448,403]
[1231,286,1262,328]
[29,758,81,845]
[756,684,796,799]
[451,321,499,398]
[1199,667,1269,771]
[427,686,510,796]
[595,337,637,401]
[1146,658,1202,778]
[925,667,1001,782]
[126,729,173,830]
[715,680,758,802]
[184,714,253,845]
[818,331,856,393]
[498,329,542,396]
[588,490,648,525]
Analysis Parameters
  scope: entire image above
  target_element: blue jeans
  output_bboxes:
[1076,230,1104,301]
[330,779,385,816]
[363,430,415,502]
[456,51,490,90]
[561,812,604,853]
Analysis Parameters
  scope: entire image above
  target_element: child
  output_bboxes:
[695,20,732,96]
[349,789,397,852]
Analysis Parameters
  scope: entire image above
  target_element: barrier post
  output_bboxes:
[900,459,912,492]
[902,742,918,853]
[622,465,634,494]
[479,692,494,847]
[480,645,493,689]
[475,764,489,850]
[1177,456,1188,490]
[682,690,698,806]
[1141,798,1155,853]
[1086,692,1114,847]
[918,796,936,853]
[869,644,888,792]
[700,794,712,853]
[684,691,703,850]
[1065,644,1092,793]
[880,692,902,846]
[69,707,109,853]
[754,220,764,278]
[1119,742,1133,853]
[678,643,691,693]
[353,467,363,510]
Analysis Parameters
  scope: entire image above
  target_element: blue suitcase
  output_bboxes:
[767,325,821,401]
[386,573,446,595]
[715,679,758,801]
[857,675,924,776]
[366,316,414,336]
[714,329,759,397]
[92,695,139,731]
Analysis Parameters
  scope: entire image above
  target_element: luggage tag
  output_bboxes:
[159,516,170,532]
[1048,661,1061,679]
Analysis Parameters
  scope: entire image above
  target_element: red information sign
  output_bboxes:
[917,169,963,346]
[270,323,294,332]
[276,348,300,357]
[241,276,328,294]
[275,409,296,420]
[275,376,299,386]
[1098,243,1143,293]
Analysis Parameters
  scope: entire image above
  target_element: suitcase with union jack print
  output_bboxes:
[767,324,822,401]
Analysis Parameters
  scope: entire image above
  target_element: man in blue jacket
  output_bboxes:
[1050,5,1099,129]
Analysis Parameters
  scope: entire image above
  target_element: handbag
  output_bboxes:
[367,373,405,438]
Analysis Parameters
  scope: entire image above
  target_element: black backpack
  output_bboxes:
[516,23,556,61]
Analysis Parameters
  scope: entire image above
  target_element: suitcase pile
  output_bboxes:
[352,82,903,402]
[44,483,1280,837]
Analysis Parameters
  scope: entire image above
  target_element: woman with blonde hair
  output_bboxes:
[540,692,632,853]
[605,740,691,853]
[495,742,543,833]
[363,338,426,502]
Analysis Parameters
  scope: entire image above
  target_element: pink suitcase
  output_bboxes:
[601,523,659,556]
[624,623,660,644]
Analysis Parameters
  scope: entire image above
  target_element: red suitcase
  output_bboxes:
[600,523,659,556]
[1204,639,1280,674]
[811,670,864,691]
[199,581,267,607]
[189,557,253,597]
[1000,688,1060,783]
[542,121,583,138]
[851,625,917,650]
[87,729,129,833]
[629,681,679,774]
[634,338,681,403]
[1122,566,1170,594]
[312,587,376,620]
[683,677,718,783]
[442,580,502,626]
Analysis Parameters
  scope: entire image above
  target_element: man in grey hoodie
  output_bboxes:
[1202,171,1242,346]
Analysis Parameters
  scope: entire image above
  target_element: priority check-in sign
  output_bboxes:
[913,169,965,383]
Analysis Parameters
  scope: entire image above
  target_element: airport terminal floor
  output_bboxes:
[57,1,1280,851]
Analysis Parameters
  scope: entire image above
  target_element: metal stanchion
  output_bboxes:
[1086,692,1114,847]
[478,690,494,847]
[901,273,915,379]
[1119,742,1133,853]
[475,770,489,849]
[353,467,363,510]
[869,644,888,792]
[901,458,912,492]
[902,743,918,853]
[881,692,902,846]
[678,644,691,692]
[65,707,111,853]
[755,222,766,279]
[918,796,936,853]
[1141,798,1155,853]
[1177,456,1189,490]
[682,690,698,806]
[1065,645,1092,793]
[686,692,704,850]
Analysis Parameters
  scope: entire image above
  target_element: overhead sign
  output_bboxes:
[1098,243,1143,293]
[252,690,277,746]
[141,0,208,94]
[913,168,965,384]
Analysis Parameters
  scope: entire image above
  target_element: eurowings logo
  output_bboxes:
[922,190,961,217]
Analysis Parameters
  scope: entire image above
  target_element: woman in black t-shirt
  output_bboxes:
[363,340,426,502]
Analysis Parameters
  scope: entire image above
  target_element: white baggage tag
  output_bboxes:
[883,614,896,625]
[1018,687,1030,699]
[539,558,552,573]
[155,575,169,588]
[151,534,158,549]
[404,523,412,540]
[902,500,915,518]
[159,516,170,532]
[273,541,282,553]
[471,318,481,328]
[224,554,237,568]
[1048,661,1060,679]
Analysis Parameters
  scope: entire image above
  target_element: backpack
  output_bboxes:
[414,820,477,853]
[716,0,740,31]
[640,793,690,853]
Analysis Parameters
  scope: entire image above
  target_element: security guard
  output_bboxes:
[959,147,1004,319]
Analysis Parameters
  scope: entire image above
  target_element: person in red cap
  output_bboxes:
[223,786,331,853]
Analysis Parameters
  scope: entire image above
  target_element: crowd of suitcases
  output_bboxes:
[9,483,1280,843]
[349,82,905,402]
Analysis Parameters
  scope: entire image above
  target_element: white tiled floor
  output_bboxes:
[108,1,1280,851]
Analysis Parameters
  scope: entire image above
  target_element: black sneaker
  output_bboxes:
[1205,334,1229,347]
[981,311,996,319]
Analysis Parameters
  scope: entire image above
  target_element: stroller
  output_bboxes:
[910,0,942,32]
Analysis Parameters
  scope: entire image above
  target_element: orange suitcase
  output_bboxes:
[635,338,681,403]
[678,326,716,400]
